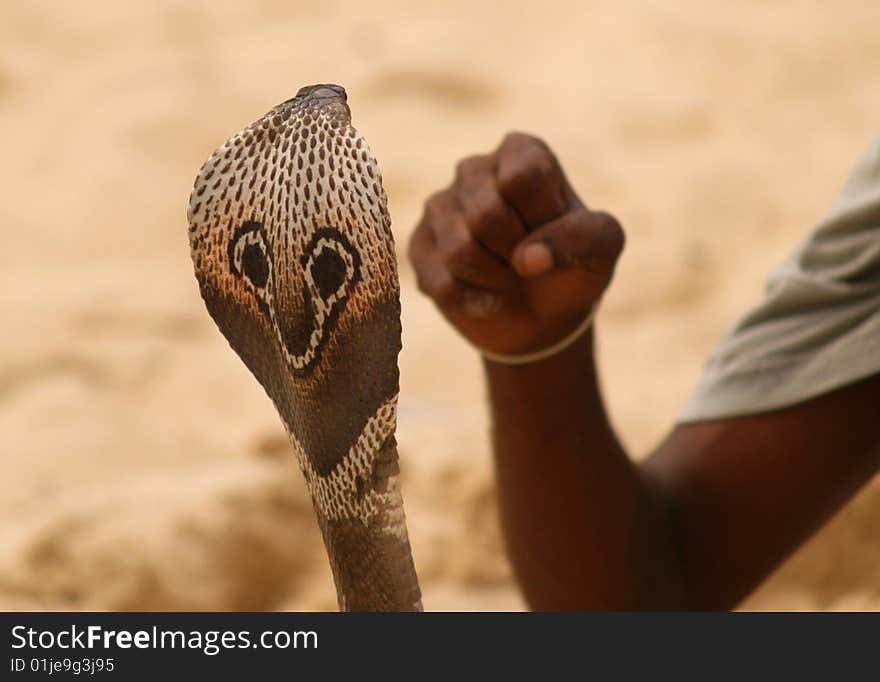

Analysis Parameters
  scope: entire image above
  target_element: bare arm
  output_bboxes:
[487,328,880,610]
[645,372,880,610]
[409,133,880,610]
[484,330,671,610]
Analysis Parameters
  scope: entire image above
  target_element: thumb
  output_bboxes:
[511,209,624,279]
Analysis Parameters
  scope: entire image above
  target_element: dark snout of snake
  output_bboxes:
[187,84,422,611]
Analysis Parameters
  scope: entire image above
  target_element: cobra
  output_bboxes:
[187,84,422,611]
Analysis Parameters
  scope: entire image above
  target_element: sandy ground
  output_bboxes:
[1,0,878,611]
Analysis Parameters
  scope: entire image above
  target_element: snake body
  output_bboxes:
[187,84,422,611]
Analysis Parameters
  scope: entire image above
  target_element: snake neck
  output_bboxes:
[311,434,422,612]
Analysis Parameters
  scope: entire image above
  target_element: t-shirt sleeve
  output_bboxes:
[678,137,880,423]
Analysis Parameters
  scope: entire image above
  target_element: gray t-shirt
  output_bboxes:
[679,137,880,423]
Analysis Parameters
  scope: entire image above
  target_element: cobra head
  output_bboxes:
[187,84,421,611]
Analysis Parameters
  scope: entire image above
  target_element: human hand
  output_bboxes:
[408,132,624,357]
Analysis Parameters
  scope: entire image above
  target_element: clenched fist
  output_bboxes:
[408,132,624,357]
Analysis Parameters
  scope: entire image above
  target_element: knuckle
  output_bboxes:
[414,270,431,295]
[524,146,561,185]
[498,146,560,200]
[433,276,463,309]
[521,137,555,165]
[498,157,542,197]
[407,225,428,267]
[410,256,433,294]
[454,155,488,184]
[424,190,445,212]
[500,130,545,153]
[595,211,625,256]
[411,260,434,296]
[444,236,479,273]
[424,190,451,221]
[467,194,507,238]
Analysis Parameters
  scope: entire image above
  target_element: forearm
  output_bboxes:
[485,327,682,610]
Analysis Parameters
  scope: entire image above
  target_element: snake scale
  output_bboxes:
[187,84,422,611]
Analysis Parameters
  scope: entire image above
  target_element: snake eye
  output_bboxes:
[229,221,272,291]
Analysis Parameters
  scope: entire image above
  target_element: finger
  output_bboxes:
[511,209,625,279]
[496,132,569,228]
[409,216,504,318]
[426,193,518,291]
[454,155,526,261]
[408,213,445,295]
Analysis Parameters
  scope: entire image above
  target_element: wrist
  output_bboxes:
[479,306,597,366]
[483,324,595,381]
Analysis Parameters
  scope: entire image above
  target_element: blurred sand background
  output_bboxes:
[1,0,879,611]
